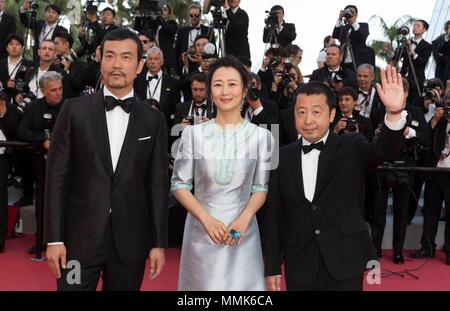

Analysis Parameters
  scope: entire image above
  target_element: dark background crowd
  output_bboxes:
[0,0,449,266]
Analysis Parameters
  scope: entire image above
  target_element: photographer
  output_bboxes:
[0,33,34,99]
[371,78,431,263]
[53,32,88,99]
[310,44,357,91]
[222,0,250,60]
[396,19,432,102]
[0,90,21,253]
[270,61,303,110]
[286,44,303,67]
[332,87,374,141]
[410,92,450,264]
[356,64,382,128]
[317,35,336,69]
[262,5,296,48]
[0,0,17,60]
[332,5,374,70]
[432,21,450,82]
[19,2,68,60]
[175,3,215,74]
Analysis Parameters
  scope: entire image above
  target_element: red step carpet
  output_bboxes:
[1,235,450,291]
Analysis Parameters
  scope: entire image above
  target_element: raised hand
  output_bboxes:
[376,65,405,115]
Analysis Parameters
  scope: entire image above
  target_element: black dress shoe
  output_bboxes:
[27,244,46,254]
[393,251,405,264]
[410,247,435,259]
[376,249,383,258]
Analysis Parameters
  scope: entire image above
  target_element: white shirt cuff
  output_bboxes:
[352,22,360,31]
[260,67,267,72]
[20,8,26,13]
[47,242,64,245]
[384,110,408,131]
[405,127,417,139]
[335,20,342,28]
[253,106,264,116]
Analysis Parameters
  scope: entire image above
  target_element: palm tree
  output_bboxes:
[369,14,415,65]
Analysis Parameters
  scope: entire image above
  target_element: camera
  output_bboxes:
[269,56,282,68]
[185,115,202,125]
[343,8,354,20]
[248,81,260,101]
[422,79,442,101]
[28,0,39,10]
[139,0,161,18]
[61,50,80,63]
[345,117,358,132]
[398,26,410,37]
[265,10,278,28]
[43,113,54,140]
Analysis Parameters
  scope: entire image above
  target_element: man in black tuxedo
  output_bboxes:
[396,19,432,102]
[0,90,21,253]
[263,5,296,48]
[0,0,17,60]
[19,3,68,61]
[278,108,298,146]
[332,5,374,70]
[310,44,357,91]
[432,21,450,82]
[223,0,251,60]
[265,67,407,291]
[356,64,382,128]
[44,29,168,291]
[174,4,215,73]
[134,46,180,129]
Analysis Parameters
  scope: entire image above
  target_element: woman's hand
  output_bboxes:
[223,210,252,246]
[200,214,227,245]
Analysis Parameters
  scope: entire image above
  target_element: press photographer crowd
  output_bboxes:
[0,0,450,288]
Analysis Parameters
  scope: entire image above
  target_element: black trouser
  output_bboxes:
[0,155,11,247]
[420,173,450,253]
[57,218,146,291]
[372,173,414,252]
[13,149,34,199]
[287,252,363,291]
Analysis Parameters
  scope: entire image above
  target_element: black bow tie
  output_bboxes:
[104,96,133,113]
[190,26,200,31]
[302,141,325,154]
[147,75,159,82]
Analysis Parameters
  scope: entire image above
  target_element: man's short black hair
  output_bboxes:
[194,35,210,45]
[101,7,116,17]
[337,87,358,101]
[190,72,207,85]
[327,44,342,54]
[270,5,284,13]
[100,28,143,62]
[344,5,358,14]
[416,19,430,30]
[54,32,74,49]
[445,20,450,30]
[5,33,25,47]
[45,4,61,15]
[293,82,337,111]
[139,30,155,41]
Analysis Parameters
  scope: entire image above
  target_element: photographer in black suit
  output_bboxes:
[332,5,374,70]
[263,5,296,48]
[432,21,450,83]
[0,0,17,60]
[223,0,250,60]
[356,64,382,128]
[0,90,21,253]
[371,78,431,264]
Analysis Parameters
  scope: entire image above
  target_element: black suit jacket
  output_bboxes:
[432,34,448,82]
[265,125,404,287]
[263,22,296,47]
[134,67,180,127]
[44,91,169,264]
[0,57,34,96]
[174,25,215,72]
[424,119,449,167]
[0,103,21,141]
[225,8,250,59]
[241,99,279,130]
[279,108,298,146]
[19,13,68,43]
[173,99,216,125]
[0,13,17,59]
[332,22,373,67]
[310,66,357,88]
[398,39,432,90]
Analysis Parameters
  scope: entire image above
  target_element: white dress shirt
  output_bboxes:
[301,112,408,202]
[146,70,163,101]
[29,68,48,99]
[357,87,375,118]
[7,57,23,80]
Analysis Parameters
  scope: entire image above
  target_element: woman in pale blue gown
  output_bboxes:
[171,57,274,291]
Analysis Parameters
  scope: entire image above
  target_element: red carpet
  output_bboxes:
[1,235,449,291]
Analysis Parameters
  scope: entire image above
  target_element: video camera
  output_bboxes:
[139,0,161,18]
[265,10,278,28]
[342,8,354,20]
[345,117,358,132]
[397,26,410,37]
[422,79,443,101]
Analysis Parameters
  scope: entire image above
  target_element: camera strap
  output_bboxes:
[8,58,24,80]
[147,75,162,100]
[40,23,57,44]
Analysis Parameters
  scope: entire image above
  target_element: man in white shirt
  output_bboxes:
[45,28,168,291]
[265,66,408,291]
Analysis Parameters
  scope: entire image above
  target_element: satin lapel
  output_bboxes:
[90,90,114,179]
[312,131,339,202]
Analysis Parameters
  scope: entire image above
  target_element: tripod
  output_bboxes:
[338,20,357,71]
[23,8,39,62]
[264,24,279,52]
[210,6,226,57]
[393,36,421,95]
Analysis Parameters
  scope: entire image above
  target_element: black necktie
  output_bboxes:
[104,96,133,113]
[302,141,325,154]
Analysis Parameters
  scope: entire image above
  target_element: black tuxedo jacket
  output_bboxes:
[19,13,68,44]
[174,25,215,72]
[263,22,296,47]
[224,8,250,59]
[134,67,180,127]
[241,99,279,130]
[424,119,449,167]
[279,108,298,146]
[44,91,169,264]
[310,66,357,88]
[0,57,34,95]
[432,34,448,81]
[0,13,17,59]
[173,99,216,125]
[265,124,404,288]
[332,22,373,67]
[398,39,432,89]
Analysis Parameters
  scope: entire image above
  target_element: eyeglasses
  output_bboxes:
[141,40,150,44]
[189,14,200,18]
